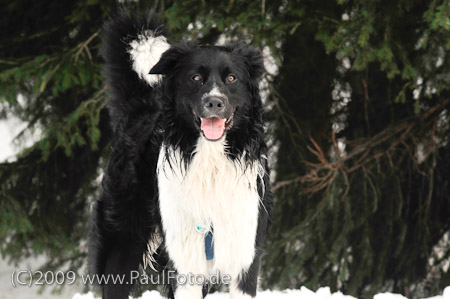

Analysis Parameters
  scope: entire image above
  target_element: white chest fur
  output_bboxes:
[157,137,264,280]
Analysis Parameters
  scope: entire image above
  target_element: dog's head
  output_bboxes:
[149,42,264,141]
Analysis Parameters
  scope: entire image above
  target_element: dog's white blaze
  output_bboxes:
[128,30,170,86]
[202,83,226,100]
[157,137,264,297]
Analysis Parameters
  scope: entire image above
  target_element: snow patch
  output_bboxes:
[374,293,408,299]
[72,286,450,299]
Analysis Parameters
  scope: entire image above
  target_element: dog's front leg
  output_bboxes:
[161,219,208,299]
[165,264,205,299]
[166,257,206,299]
[230,184,272,299]
[229,252,261,299]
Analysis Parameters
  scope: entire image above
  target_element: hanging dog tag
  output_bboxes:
[195,224,214,260]
[204,231,214,260]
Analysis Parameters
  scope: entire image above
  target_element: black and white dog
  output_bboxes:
[89,11,273,299]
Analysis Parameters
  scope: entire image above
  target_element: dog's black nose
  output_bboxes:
[204,97,225,112]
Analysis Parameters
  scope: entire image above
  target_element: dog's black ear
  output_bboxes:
[148,47,180,75]
[149,41,194,75]
[230,43,265,80]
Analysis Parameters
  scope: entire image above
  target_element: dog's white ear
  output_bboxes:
[128,30,170,86]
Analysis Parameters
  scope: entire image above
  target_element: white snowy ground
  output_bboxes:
[73,286,450,299]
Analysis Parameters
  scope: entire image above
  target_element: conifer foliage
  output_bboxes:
[1,0,449,297]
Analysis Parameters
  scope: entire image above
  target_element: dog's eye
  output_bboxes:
[192,74,203,83]
[226,74,236,83]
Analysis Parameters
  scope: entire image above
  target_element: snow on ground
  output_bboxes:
[73,286,450,299]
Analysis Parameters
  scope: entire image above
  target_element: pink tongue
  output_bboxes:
[201,117,226,140]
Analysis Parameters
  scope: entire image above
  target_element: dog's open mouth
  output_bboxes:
[195,115,234,141]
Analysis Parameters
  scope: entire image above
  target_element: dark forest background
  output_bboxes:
[1,0,450,298]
